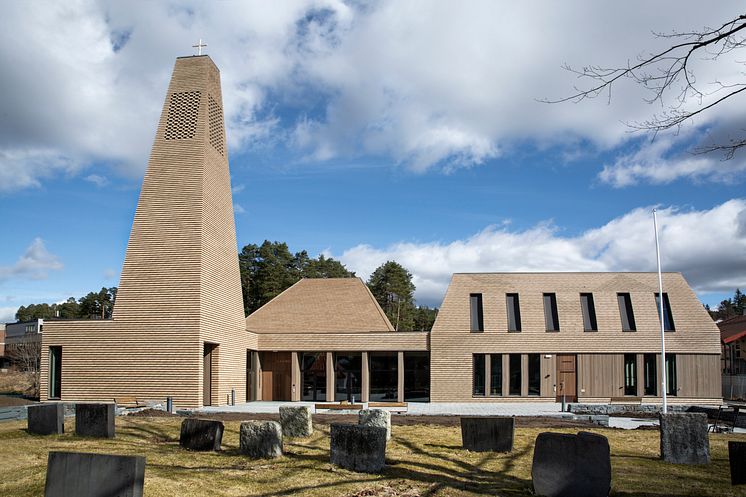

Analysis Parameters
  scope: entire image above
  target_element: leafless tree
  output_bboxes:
[7,340,41,398]
[544,13,746,159]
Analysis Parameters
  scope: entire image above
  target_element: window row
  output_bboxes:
[625,353,678,396]
[472,353,542,396]
[469,292,675,333]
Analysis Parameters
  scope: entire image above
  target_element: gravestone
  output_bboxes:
[279,406,313,438]
[28,403,64,435]
[239,421,283,458]
[359,409,391,440]
[460,416,514,452]
[531,431,611,497]
[44,451,145,497]
[729,441,746,485]
[659,412,710,464]
[179,418,224,451]
[75,404,115,438]
[330,423,387,473]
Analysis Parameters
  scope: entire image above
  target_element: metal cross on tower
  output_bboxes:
[192,39,207,56]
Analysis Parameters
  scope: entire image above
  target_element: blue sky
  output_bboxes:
[1,1,745,320]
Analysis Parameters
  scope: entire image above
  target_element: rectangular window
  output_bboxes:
[404,352,430,402]
[334,353,362,402]
[369,352,398,402]
[301,352,326,402]
[509,354,522,395]
[470,294,484,332]
[643,353,657,396]
[528,354,541,396]
[617,293,636,331]
[490,354,502,395]
[543,293,560,331]
[624,354,637,396]
[655,293,676,331]
[473,354,485,396]
[666,354,677,396]
[506,293,521,332]
[49,346,62,400]
[580,293,598,331]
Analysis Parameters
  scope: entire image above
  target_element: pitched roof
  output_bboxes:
[719,315,746,343]
[245,278,395,334]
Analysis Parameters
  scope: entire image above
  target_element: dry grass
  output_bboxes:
[0,416,744,497]
[0,370,35,396]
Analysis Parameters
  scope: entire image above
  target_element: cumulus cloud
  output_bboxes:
[337,199,746,305]
[84,174,109,187]
[233,203,246,214]
[0,238,64,282]
[0,307,16,323]
[1,1,744,189]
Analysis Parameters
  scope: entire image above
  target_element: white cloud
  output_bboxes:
[337,199,746,306]
[0,238,64,282]
[233,203,246,214]
[103,269,117,279]
[1,1,744,189]
[231,183,245,194]
[84,174,109,187]
[0,306,16,323]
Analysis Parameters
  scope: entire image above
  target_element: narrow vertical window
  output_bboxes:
[655,293,675,331]
[490,354,502,395]
[543,293,560,331]
[617,293,636,331]
[49,346,62,400]
[528,354,541,396]
[470,294,484,332]
[580,293,598,331]
[473,354,485,396]
[509,354,522,395]
[506,293,521,332]
[643,353,657,396]
[624,354,637,396]
[666,354,677,396]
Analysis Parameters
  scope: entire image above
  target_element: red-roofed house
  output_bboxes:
[720,315,746,374]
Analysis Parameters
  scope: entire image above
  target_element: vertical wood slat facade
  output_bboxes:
[40,55,250,409]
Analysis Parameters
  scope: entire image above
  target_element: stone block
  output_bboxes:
[179,418,224,451]
[239,421,282,458]
[531,431,611,497]
[279,406,313,438]
[28,403,64,435]
[729,441,746,485]
[659,412,710,464]
[359,409,391,440]
[460,416,514,452]
[330,423,386,473]
[75,404,115,438]
[44,451,145,497]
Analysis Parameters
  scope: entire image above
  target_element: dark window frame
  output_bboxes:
[655,293,676,332]
[49,346,62,400]
[473,353,486,396]
[617,293,637,331]
[624,353,637,396]
[489,354,502,396]
[470,293,484,333]
[543,293,560,332]
[506,293,521,332]
[580,293,598,332]
[509,354,522,395]
[643,353,657,396]
[528,354,541,396]
[666,354,677,396]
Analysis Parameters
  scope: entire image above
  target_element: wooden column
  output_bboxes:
[397,352,405,403]
[502,354,510,396]
[636,353,645,397]
[361,352,370,403]
[326,352,335,402]
[521,354,529,397]
[255,351,263,401]
[484,354,492,397]
[291,352,301,402]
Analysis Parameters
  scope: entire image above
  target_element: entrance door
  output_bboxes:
[260,352,292,401]
[203,344,216,406]
[556,354,577,402]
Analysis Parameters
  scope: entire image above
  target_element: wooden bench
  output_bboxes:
[368,402,408,412]
[314,403,364,411]
[114,397,147,408]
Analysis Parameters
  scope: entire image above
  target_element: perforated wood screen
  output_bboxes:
[164,91,201,140]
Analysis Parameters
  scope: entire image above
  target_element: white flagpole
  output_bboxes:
[653,208,668,414]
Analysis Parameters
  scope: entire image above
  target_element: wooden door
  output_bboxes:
[556,354,577,402]
[260,352,292,401]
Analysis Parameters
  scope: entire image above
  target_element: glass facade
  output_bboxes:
[473,354,485,396]
[666,354,677,396]
[624,353,637,395]
[334,353,362,402]
[490,354,502,395]
[644,353,657,396]
[509,354,521,395]
[528,354,540,396]
[49,346,62,400]
[369,352,398,402]
[404,352,430,402]
[301,352,326,401]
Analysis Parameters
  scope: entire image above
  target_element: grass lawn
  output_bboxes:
[0,415,744,497]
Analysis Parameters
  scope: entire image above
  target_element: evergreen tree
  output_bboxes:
[367,261,417,331]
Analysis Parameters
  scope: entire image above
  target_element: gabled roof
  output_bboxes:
[245,278,395,334]
[719,315,746,343]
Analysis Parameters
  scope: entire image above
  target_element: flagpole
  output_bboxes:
[653,208,668,414]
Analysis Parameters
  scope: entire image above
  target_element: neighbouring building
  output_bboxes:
[0,323,6,368]
[720,315,746,374]
[38,53,723,408]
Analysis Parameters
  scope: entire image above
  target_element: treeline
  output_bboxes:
[240,241,437,331]
[13,241,438,331]
[15,287,117,322]
[707,288,745,321]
